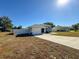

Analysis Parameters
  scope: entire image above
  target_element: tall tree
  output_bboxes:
[44,22,55,28]
[72,23,79,31]
[0,16,13,31]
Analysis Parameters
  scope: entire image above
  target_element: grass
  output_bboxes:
[51,32,79,37]
[70,30,79,32]
[0,32,10,37]
[0,32,79,59]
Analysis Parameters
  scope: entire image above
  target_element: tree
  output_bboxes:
[0,16,13,31]
[72,23,79,31]
[17,26,22,29]
[44,22,55,28]
[13,26,22,29]
[13,26,17,29]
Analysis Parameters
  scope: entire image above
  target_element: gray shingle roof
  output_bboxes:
[31,24,51,28]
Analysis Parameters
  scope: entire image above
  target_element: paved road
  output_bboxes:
[35,34,79,50]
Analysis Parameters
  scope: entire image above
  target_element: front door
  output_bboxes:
[41,28,44,33]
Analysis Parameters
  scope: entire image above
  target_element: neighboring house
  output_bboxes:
[52,26,70,32]
[13,24,52,36]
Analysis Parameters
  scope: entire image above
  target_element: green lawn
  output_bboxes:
[51,32,79,37]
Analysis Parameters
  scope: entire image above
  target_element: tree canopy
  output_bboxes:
[44,22,55,28]
[13,26,22,29]
[0,16,13,31]
[72,23,79,31]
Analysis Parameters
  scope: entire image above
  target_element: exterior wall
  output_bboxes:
[32,27,52,35]
[32,27,42,35]
[44,28,46,33]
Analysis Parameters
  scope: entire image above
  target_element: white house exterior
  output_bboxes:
[13,24,52,36]
[31,24,52,35]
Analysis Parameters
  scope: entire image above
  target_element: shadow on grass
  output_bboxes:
[8,33,14,35]
[16,34,34,37]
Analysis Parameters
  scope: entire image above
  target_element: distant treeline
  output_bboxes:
[0,16,79,32]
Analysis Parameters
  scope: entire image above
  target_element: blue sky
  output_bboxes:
[0,0,79,27]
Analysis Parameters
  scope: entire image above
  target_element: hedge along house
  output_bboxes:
[13,24,52,36]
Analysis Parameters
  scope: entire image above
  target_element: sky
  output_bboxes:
[0,0,79,27]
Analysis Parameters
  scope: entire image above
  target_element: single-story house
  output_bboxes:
[52,26,70,32]
[13,24,52,36]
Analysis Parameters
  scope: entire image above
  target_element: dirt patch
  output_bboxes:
[0,34,79,59]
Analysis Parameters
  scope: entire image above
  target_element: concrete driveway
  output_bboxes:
[35,34,79,50]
